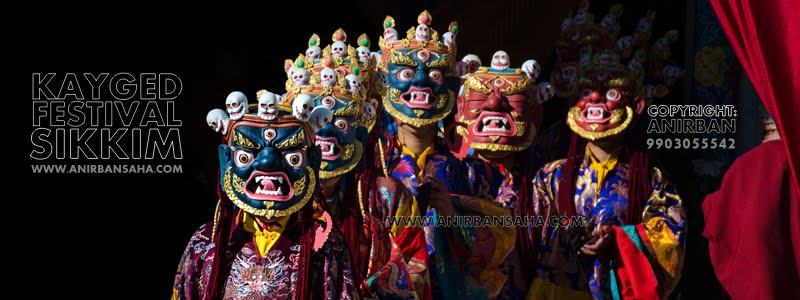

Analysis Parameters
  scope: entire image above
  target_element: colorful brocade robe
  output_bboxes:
[172,212,357,300]
[360,138,515,300]
[463,159,533,300]
[525,154,685,300]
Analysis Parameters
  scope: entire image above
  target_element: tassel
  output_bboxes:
[626,150,648,225]
[296,200,315,300]
[203,171,234,300]
[625,118,652,225]
[340,174,364,286]
[557,133,582,219]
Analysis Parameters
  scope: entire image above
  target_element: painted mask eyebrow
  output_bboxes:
[275,127,307,150]
[231,129,262,150]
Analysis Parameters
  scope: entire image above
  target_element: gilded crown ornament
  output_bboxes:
[456,51,553,153]
[279,29,372,180]
[205,91,330,219]
[379,10,460,127]
[553,1,683,141]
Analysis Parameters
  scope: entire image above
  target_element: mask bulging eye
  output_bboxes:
[284,151,304,168]
[321,96,336,108]
[335,119,349,132]
[606,88,621,101]
[581,89,593,99]
[399,68,415,81]
[429,70,443,84]
[234,149,254,168]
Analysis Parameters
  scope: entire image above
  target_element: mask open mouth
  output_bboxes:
[582,104,614,123]
[244,171,293,201]
[315,136,342,160]
[400,87,438,109]
[474,111,517,136]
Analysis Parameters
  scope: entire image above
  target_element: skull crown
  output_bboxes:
[378,10,460,71]
[282,28,373,100]
[552,0,682,100]
[277,27,374,128]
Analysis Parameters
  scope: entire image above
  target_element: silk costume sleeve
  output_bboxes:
[172,223,214,300]
[613,167,685,299]
[363,176,426,300]
[319,229,359,300]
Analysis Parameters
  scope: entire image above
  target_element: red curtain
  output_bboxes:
[710,0,800,195]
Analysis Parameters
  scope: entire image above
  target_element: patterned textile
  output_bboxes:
[463,157,529,300]
[172,214,357,300]
[360,135,515,299]
[525,153,685,300]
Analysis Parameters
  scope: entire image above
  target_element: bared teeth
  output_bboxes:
[586,107,605,120]
[409,91,430,104]
[254,176,285,195]
[315,140,336,155]
[479,116,511,132]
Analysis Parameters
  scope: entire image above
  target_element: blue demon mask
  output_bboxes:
[379,11,460,127]
[218,115,321,218]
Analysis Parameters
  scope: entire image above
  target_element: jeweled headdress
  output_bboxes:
[206,91,327,218]
[280,29,375,179]
[552,0,682,101]
[378,10,460,127]
[554,1,683,141]
[455,51,554,153]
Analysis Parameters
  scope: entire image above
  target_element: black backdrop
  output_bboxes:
[15,1,727,299]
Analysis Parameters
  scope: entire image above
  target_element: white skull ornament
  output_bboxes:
[320,67,337,87]
[356,46,371,62]
[331,41,347,59]
[258,92,280,120]
[522,59,542,80]
[286,66,295,79]
[383,28,398,44]
[225,91,248,120]
[442,32,455,49]
[345,74,362,93]
[462,54,482,73]
[415,24,430,42]
[292,69,310,86]
[616,36,634,51]
[536,82,555,104]
[601,13,617,28]
[637,17,652,33]
[363,101,376,122]
[292,94,314,121]
[308,106,333,132]
[599,49,614,64]
[663,65,684,81]
[306,46,322,60]
[455,61,470,78]
[490,51,510,70]
[574,8,589,25]
[561,17,573,32]
[206,108,230,134]
[378,71,388,86]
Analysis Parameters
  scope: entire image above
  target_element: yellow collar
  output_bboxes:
[241,212,291,257]
[398,138,436,177]
[586,145,620,190]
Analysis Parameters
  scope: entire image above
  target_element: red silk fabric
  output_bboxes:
[611,226,661,300]
[710,0,800,196]
[703,140,800,298]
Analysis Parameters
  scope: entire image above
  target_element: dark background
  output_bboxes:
[15,1,736,299]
